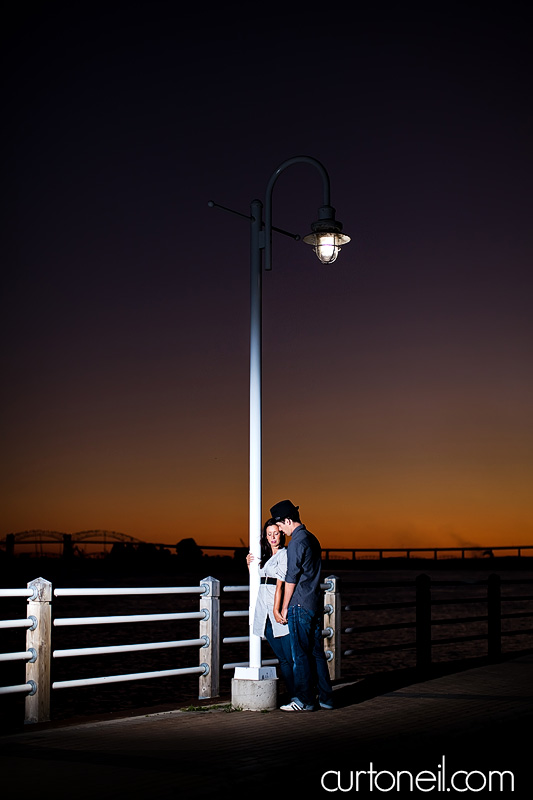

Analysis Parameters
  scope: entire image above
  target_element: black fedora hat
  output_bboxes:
[270,499,299,521]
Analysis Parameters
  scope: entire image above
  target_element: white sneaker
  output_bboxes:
[280,701,312,712]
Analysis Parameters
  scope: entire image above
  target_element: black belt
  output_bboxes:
[260,577,277,585]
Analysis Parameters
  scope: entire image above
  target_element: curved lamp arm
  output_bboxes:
[264,155,348,269]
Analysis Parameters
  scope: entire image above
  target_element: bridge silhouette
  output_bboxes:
[1,530,532,562]
[0,531,243,562]
[0,530,146,557]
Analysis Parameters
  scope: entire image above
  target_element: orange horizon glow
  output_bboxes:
[2,433,531,552]
[2,511,532,552]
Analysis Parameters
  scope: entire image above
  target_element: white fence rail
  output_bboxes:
[0,575,340,723]
[54,612,207,626]
[3,572,533,727]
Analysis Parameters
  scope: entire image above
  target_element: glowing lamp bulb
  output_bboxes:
[316,233,339,264]
[303,230,351,264]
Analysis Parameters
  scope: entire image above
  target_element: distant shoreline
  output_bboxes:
[1,552,532,588]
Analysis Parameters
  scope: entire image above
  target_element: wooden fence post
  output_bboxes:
[198,576,220,700]
[324,575,341,680]
[487,573,501,661]
[416,574,431,675]
[25,577,52,723]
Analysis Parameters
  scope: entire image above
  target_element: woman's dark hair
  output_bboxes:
[260,518,285,568]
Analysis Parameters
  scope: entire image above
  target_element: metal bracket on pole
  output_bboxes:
[207,200,253,221]
[208,200,299,242]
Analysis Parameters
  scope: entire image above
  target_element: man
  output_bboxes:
[270,499,334,711]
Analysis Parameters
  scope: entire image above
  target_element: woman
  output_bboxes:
[246,518,294,698]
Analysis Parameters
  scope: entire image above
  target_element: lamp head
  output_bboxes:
[302,205,350,264]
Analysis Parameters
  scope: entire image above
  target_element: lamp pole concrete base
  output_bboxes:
[231,666,278,711]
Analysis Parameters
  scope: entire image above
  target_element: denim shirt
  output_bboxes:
[285,524,323,614]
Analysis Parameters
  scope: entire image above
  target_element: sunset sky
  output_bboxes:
[2,4,532,552]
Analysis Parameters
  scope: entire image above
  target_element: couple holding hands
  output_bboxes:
[246,499,333,712]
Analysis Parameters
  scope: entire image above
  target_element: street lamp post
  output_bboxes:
[209,156,349,708]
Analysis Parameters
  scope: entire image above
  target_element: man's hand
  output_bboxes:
[273,608,285,624]
[279,605,289,624]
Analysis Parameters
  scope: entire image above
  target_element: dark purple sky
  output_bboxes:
[2,3,532,550]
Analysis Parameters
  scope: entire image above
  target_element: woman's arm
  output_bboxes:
[280,581,296,623]
[273,579,284,624]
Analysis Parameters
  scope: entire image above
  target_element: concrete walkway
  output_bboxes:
[1,655,532,798]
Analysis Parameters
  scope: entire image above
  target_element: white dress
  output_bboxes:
[252,548,289,639]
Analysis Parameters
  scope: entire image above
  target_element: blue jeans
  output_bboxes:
[287,605,333,708]
[264,616,295,697]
